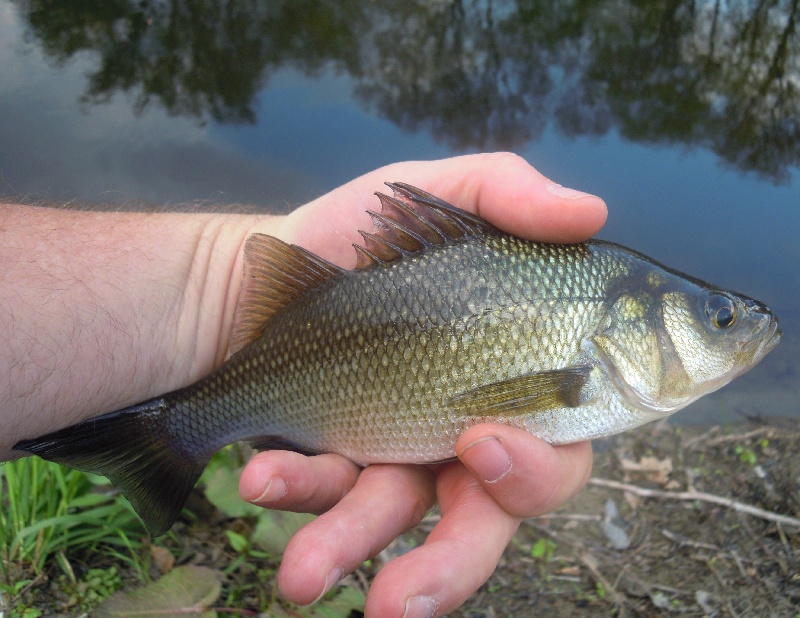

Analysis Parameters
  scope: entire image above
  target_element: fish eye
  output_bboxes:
[705,293,737,329]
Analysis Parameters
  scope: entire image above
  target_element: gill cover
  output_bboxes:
[593,278,782,415]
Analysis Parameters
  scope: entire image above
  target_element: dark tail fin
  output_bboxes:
[14,399,209,537]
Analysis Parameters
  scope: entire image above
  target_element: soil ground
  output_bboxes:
[443,419,800,617]
[12,419,800,617]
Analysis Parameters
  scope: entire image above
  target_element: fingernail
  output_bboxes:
[546,182,595,200]
[251,476,288,503]
[403,595,438,618]
[308,567,343,605]
[459,436,512,483]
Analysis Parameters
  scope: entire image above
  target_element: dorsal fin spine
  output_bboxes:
[358,230,404,263]
[376,193,446,245]
[387,182,495,237]
[354,244,381,269]
[367,210,428,251]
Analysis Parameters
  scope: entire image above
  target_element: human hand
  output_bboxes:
[239,153,604,616]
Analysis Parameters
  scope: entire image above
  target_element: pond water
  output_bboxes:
[1,0,797,424]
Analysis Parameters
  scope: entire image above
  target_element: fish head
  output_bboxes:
[591,269,782,415]
[658,285,782,406]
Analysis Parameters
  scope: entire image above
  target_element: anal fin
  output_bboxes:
[249,435,320,458]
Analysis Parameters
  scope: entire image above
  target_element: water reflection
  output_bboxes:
[12,0,800,182]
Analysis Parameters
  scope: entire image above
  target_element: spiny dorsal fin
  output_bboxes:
[229,234,344,355]
[354,182,498,269]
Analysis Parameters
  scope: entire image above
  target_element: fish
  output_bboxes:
[14,183,782,536]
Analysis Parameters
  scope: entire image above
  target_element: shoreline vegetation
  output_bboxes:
[2,419,799,616]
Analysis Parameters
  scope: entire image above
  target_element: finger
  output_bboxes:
[277,464,436,606]
[365,463,520,618]
[282,152,606,265]
[397,152,607,243]
[239,451,361,515]
[456,424,593,518]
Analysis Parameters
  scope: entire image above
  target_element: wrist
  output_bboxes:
[0,203,283,458]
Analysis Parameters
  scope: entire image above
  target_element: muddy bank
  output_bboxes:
[15,419,800,617]
[434,420,800,617]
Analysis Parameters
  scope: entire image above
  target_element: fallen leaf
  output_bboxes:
[555,565,581,576]
[203,465,263,519]
[95,565,221,617]
[650,591,670,609]
[150,545,175,575]
[600,499,630,550]
[252,509,316,556]
[695,589,716,614]
[620,455,673,485]
[270,586,365,617]
[623,491,642,509]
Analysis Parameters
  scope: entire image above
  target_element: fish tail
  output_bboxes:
[14,398,209,537]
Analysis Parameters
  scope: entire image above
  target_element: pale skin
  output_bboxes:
[1,153,605,617]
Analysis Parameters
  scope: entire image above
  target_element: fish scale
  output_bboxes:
[15,182,781,536]
[205,240,600,462]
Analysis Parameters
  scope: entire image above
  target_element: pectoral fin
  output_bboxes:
[448,367,590,417]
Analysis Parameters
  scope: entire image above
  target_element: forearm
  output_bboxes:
[0,204,277,460]
[0,154,607,463]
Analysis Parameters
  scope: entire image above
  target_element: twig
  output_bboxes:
[588,478,800,528]
[685,427,800,449]
[350,567,372,597]
[10,571,46,604]
[730,551,750,580]
[538,513,602,523]
[683,425,721,447]
[737,515,789,576]
[703,557,740,618]
[660,528,764,569]
[575,548,634,615]
[660,528,721,553]
[527,521,641,616]
[650,583,693,596]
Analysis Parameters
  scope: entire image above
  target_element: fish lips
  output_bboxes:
[741,297,782,361]
[753,315,782,360]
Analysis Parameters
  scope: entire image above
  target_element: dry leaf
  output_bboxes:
[555,565,581,576]
[96,565,221,617]
[623,491,642,510]
[150,545,175,575]
[620,455,673,485]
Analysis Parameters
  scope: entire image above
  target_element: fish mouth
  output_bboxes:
[762,318,782,355]
[711,311,782,392]
[747,309,782,362]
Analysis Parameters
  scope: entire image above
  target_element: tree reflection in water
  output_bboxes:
[13,0,800,182]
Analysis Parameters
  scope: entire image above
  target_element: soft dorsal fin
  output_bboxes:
[354,182,497,269]
[229,234,344,355]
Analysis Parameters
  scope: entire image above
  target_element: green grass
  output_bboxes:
[2,448,365,616]
[0,456,145,587]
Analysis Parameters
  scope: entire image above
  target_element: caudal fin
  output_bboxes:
[14,399,209,537]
